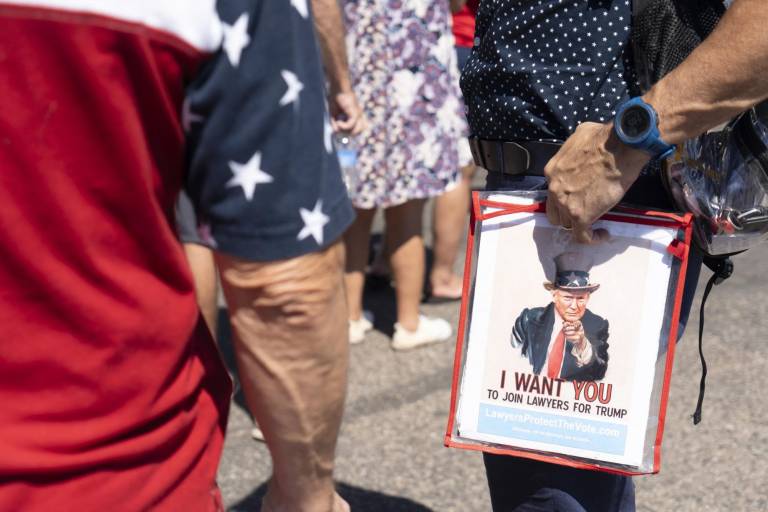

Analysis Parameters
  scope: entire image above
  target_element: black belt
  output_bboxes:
[468,137,562,176]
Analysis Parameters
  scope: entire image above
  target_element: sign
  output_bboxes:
[445,192,693,474]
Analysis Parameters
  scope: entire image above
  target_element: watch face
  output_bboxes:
[620,105,651,139]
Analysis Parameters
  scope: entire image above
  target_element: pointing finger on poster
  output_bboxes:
[564,321,589,355]
[563,320,584,340]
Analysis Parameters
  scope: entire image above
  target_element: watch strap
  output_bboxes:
[615,97,676,160]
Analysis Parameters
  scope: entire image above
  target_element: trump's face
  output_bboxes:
[552,289,590,322]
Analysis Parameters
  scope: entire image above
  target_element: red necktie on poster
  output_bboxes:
[547,329,566,379]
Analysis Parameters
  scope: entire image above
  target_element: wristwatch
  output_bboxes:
[613,97,676,160]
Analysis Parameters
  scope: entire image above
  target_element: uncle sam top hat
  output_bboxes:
[543,252,600,293]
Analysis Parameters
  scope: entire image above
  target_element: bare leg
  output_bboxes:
[384,199,427,331]
[430,164,475,299]
[343,208,377,321]
[182,242,219,338]
[216,241,349,512]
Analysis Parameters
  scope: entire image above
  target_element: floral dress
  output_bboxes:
[342,0,471,209]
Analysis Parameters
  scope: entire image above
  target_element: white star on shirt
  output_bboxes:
[182,97,204,132]
[291,0,309,18]
[222,13,250,67]
[297,200,330,245]
[226,152,273,201]
[279,70,304,107]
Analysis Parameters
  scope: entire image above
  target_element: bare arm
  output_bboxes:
[310,0,365,134]
[646,0,768,144]
[545,0,768,243]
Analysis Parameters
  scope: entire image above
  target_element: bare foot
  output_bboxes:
[429,272,463,301]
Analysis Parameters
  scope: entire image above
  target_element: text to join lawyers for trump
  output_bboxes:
[485,371,628,419]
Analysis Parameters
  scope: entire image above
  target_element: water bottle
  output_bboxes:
[335,134,358,191]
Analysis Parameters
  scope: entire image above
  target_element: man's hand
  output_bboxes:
[329,89,366,135]
[310,0,366,134]
[564,320,595,367]
[544,122,649,243]
[563,321,586,349]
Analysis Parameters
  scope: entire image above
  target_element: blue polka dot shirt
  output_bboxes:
[461,0,637,142]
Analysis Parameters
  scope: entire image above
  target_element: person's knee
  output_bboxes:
[268,242,346,329]
[218,240,346,330]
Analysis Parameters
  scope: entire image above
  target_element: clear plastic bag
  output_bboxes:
[665,108,768,255]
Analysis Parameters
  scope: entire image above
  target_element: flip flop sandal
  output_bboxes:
[422,284,463,304]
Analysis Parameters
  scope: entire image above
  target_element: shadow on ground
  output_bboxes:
[228,481,433,512]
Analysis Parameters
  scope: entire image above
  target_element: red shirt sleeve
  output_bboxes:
[452,2,477,48]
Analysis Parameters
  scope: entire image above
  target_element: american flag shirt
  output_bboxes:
[0,1,350,510]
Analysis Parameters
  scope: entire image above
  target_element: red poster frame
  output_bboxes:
[444,192,694,475]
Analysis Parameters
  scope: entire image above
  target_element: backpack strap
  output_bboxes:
[692,254,734,424]
[632,0,727,92]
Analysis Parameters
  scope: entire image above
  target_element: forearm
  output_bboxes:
[311,0,353,93]
[644,0,768,144]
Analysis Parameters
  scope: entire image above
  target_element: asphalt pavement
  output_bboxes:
[216,195,768,512]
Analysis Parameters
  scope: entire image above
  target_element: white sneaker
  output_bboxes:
[391,315,452,351]
[349,316,373,344]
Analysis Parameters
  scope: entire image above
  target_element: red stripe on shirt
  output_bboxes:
[0,7,230,511]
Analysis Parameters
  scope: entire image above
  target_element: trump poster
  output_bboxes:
[445,191,694,474]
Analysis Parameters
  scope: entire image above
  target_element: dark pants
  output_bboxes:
[483,172,702,512]
[456,45,472,71]
[484,455,635,512]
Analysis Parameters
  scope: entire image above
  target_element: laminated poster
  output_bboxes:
[448,193,692,472]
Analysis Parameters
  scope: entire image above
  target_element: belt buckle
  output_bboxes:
[501,141,531,175]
